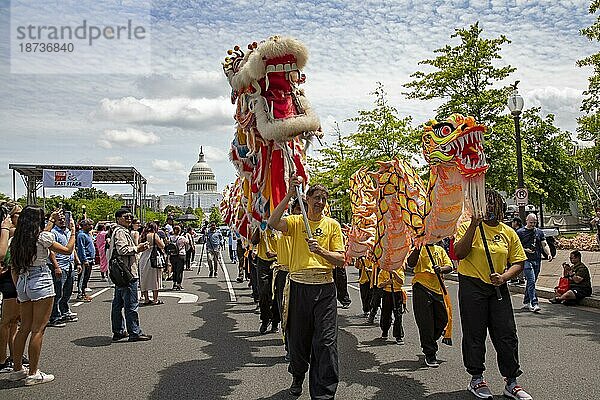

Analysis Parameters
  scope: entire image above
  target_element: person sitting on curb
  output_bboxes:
[550,250,592,305]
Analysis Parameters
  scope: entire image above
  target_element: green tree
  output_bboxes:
[78,198,123,224]
[519,109,580,213]
[0,193,11,202]
[577,1,600,174]
[403,22,515,126]
[163,205,183,215]
[71,188,110,201]
[193,207,206,223]
[309,84,418,222]
[145,210,166,225]
[208,205,223,225]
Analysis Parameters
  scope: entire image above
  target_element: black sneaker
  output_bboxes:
[47,320,66,328]
[259,321,269,334]
[395,337,405,345]
[381,330,388,339]
[236,277,244,283]
[112,332,129,341]
[289,375,304,396]
[270,323,279,334]
[425,354,440,368]
[549,297,563,304]
[21,356,29,367]
[128,334,152,342]
[0,358,13,373]
[366,312,375,325]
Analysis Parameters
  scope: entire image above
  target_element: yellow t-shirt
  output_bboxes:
[412,244,452,295]
[276,233,292,269]
[377,269,405,292]
[257,229,278,261]
[456,221,526,284]
[284,214,344,277]
[356,257,373,285]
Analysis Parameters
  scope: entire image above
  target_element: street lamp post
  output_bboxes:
[507,81,526,222]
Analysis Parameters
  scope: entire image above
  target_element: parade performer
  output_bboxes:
[273,197,304,361]
[454,189,532,400]
[406,243,453,368]
[375,267,406,345]
[269,176,344,399]
[251,227,280,334]
[355,257,374,318]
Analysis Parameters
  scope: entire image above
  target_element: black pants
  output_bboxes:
[78,262,92,294]
[249,256,259,302]
[274,269,289,351]
[171,255,185,286]
[380,290,404,339]
[412,283,448,357]
[359,282,373,314]
[333,268,351,306]
[458,274,522,378]
[185,249,193,269]
[369,287,383,316]
[288,281,338,400]
[257,258,279,324]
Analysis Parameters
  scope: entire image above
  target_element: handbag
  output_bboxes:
[556,276,570,295]
[108,228,134,287]
[149,235,164,269]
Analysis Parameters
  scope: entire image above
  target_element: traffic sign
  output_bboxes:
[515,188,528,206]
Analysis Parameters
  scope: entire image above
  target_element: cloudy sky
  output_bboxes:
[0,0,597,199]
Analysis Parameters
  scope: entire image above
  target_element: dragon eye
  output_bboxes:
[433,123,454,137]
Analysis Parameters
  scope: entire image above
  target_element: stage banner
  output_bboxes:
[42,169,93,188]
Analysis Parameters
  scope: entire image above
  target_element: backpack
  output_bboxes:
[164,237,179,256]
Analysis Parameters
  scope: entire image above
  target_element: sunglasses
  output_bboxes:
[121,215,133,219]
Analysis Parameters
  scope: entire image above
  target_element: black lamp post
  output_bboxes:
[507,81,525,222]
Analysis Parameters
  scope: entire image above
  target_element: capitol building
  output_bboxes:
[157,146,222,212]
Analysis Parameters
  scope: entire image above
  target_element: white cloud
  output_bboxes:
[135,72,227,99]
[152,159,185,172]
[97,128,160,149]
[104,156,124,164]
[93,96,234,130]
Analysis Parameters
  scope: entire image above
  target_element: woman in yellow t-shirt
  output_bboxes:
[454,189,531,400]
[406,244,452,368]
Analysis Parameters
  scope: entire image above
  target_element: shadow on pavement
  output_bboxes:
[71,335,113,347]
[149,282,285,400]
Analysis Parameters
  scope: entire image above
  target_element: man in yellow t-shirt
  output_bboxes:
[269,176,344,399]
[454,189,531,400]
[407,244,452,368]
[251,226,279,335]
[273,198,305,362]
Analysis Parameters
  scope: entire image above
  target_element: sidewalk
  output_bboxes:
[446,249,600,308]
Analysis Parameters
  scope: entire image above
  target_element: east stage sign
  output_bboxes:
[42,169,93,188]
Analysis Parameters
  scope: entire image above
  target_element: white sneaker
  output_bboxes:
[530,304,541,313]
[24,370,55,386]
[8,367,28,381]
[521,303,530,310]
[84,288,92,293]
[503,382,533,399]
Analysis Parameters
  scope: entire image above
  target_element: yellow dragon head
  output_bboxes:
[422,114,488,178]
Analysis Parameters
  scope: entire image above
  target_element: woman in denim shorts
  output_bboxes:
[9,206,75,386]
[0,204,25,372]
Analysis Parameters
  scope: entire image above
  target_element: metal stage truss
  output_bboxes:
[9,164,148,222]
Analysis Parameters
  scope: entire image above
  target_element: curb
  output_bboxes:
[445,273,600,309]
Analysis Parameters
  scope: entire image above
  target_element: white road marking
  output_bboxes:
[220,254,237,302]
[154,292,198,304]
[72,287,111,307]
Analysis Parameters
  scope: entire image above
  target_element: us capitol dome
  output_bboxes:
[183,146,222,211]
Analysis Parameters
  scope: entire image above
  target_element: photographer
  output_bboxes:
[550,250,592,305]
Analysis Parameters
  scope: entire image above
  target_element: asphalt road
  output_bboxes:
[1,246,599,399]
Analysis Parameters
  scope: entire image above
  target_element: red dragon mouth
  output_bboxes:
[447,126,488,177]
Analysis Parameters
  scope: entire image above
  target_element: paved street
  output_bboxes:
[1,246,599,399]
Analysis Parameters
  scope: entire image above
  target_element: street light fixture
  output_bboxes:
[507,81,526,222]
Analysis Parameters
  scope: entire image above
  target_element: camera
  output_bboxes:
[0,202,11,222]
